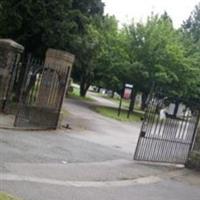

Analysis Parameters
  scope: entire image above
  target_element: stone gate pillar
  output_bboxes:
[0,39,24,112]
[187,126,200,170]
[36,48,75,128]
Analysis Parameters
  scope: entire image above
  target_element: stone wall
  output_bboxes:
[37,49,75,109]
[14,105,59,129]
[0,39,24,112]
[36,49,75,128]
[187,126,200,170]
[14,48,75,129]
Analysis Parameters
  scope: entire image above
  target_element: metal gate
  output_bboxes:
[14,56,71,129]
[134,93,200,164]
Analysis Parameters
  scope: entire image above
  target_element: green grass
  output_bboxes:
[94,106,144,122]
[100,95,141,110]
[0,193,20,200]
[68,87,94,102]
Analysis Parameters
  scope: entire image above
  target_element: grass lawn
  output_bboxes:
[0,193,20,200]
[100,95,141,110]
[68,87,94,102]
[94,106,144,122]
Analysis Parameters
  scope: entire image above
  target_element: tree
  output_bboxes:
[94,16,129,95]
[72,22,103,96]
[181,3,200,108]
[125,13,192,109]
[72,15,129,97]
[0,0,105,97]
[0,0,104,56]
[0,0,71,55]
[183,3,200,43]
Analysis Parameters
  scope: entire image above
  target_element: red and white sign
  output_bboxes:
[123,88,132,99]
[123,84,133,99]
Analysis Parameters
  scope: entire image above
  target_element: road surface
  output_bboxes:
[0,94,200,200]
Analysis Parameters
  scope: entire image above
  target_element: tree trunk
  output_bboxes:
[141,92,148,111]
[80,78,90,97]
[130,91,137,112]
[173,101,180,117]
[111,90,115,98]
[80,88,87,97]
[127,91,137,118]
[97,87,101,93]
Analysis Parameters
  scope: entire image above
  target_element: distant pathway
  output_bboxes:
[63,92,141,155]
[87,91,118,107]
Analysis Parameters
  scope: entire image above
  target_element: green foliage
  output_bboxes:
[0,0,104,56]
[0,193,20,200]
[183,3,200,43]
[181,3,200,107]
[126,14,184,91]
[94,16,129,93]
[68,86,94,101]
[0,0,199,104]
[0,0,71,55]
[125,12,200,107]
[72,21,103,96]
[0,0,105,97]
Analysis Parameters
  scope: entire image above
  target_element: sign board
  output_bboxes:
[125,84,133,89]
[123,84,133,99]
[123,88,132,99]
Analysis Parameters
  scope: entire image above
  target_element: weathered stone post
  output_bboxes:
[0,39,24,112]
[36,48,75,128]
[187,126,200,170]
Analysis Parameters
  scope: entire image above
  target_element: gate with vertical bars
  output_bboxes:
[14,56,71,129]
[134,92,200,164]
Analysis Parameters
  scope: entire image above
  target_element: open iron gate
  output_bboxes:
[134,94,200,164]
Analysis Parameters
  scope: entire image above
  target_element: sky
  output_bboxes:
[102,0,200,27]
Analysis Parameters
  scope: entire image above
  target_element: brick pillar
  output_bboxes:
[0,39,24,112]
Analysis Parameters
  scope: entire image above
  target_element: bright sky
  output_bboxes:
[102,0,200,27]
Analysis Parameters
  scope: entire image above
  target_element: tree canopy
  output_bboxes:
[181,3,200,107]
[0,0,199,106]
[0,0,104,56]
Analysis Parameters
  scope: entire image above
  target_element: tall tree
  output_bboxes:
[182,3,200,108]
[183,3,200,43]
[94,16,129,95]
[125,13,191,109]
[0,0,72,55]
[72,22,103,96]
[72,15,129,97]
[0,0,104,56]
[0,0,105,97]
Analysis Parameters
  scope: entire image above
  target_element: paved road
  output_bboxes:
[63,95,141,155]
[0,94,200,200]
[87,91,118,107]
[1,178,200,200]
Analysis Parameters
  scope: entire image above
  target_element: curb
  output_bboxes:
[0,125,56,132]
